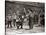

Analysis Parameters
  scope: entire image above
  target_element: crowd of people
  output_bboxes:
[5,10,34,29]
[5,9,44,29]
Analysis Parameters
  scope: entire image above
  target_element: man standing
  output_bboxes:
[7,14,12,28]
[28,9,34,29]
[12,13,17,27]
[29,15,33,29]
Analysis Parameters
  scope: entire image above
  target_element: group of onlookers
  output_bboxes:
[5,12,34,29]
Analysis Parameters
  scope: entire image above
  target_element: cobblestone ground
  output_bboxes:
[5,24,45,35]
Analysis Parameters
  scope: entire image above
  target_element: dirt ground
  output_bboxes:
[5,24,45,35]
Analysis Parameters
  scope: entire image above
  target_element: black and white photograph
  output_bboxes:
[5,0,45,35]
